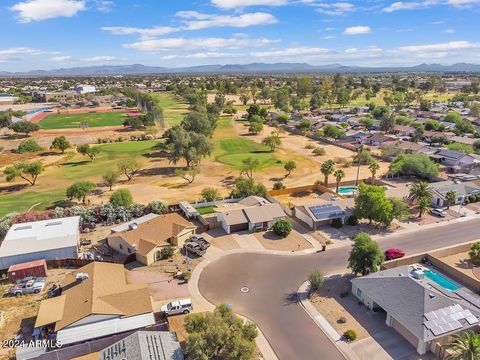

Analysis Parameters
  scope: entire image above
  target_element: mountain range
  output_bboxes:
[1,62,480,76]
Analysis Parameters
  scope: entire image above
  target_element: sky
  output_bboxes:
[1,0,480,71]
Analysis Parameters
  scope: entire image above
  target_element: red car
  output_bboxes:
[384,248,405,260]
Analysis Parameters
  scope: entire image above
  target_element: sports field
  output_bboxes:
[38,112,126,129]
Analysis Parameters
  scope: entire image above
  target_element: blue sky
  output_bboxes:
[1,0,479,71]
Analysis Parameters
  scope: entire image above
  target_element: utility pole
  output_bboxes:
[355,145,363,186]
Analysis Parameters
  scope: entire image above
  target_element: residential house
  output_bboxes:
[359,133,396,147]
[396,141,427,154]
[294,203,349,229]
[430,180,480,207]
[352,264,480,355]
[392,125,415,137]
[216,197,286,234]
[108,213,196,266]
[34,262,155,346]
[0,217,80,270]
[429,149,476,171]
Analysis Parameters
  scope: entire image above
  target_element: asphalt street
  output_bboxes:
[198,218,480,360]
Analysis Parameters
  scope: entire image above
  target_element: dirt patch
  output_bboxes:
[310,274,387,341]
[209,234,240,250]
[439,251,479,281]
[331,221,403,240]
[254,230,312,251]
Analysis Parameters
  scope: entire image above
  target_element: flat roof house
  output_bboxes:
[430,180,480,207]
[217,198,286,234]
[108,213,196,266]
[352,265,480,355]
[0,217,80,270]
[35,262,155,346]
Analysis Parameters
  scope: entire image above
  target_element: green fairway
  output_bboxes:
[152,92,189,127]
[39,112,126,129]
[0,189,66,218]
[215,138,280,169]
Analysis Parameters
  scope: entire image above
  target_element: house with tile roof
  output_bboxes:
[107,213,196,266]
[34,262,155,346]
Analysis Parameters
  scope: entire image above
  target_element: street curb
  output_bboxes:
[296,281,358,360]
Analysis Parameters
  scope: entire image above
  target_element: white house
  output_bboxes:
[0,217,80,270]
[430,181,480,207]
[75,84,96,95]
[34,262,155,346]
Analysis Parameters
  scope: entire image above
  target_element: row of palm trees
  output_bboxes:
[408,181,457,218]
[320,159,380,193]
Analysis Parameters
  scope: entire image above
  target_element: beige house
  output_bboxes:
[108,213,196,266]
[34,262,154,346]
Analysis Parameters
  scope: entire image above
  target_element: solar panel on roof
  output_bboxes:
[309,204,344,220]
[466,316,478,325]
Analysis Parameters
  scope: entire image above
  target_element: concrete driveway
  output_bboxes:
[198,218,480,360]
[351,329,416,360]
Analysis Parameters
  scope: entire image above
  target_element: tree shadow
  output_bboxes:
[0,183,29,193]
[138,166,177,177]
[283,291,299,305]
[61,160,90,167]
[49,199,74,209]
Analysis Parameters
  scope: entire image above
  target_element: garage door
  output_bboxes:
[230,223,249,232]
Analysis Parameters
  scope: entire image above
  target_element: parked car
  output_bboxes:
[190,235,210,250]
[184,242,206,256]
[430,208,446,217]
[384,248,405,260]
[9,277,46,296]
[161,298,193,316]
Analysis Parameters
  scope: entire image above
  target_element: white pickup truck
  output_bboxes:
[9,277,46,296]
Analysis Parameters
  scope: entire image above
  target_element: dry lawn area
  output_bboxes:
[439,251,478,279]
[334,221,404,240]
[254,229,312,251]
[310,275,387,341]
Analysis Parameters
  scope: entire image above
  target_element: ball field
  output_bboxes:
[38,111,126,130]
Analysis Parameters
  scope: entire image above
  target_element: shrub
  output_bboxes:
[110,189,133,207]
[308,269,325,293]
[331,218,343,228]
[273,181,285,190]
[147,200,167,214]
[180,271,191,282]
[161,245,174,259]
[347,215,358,226]
[305,143,315,150]
[272,219,292,237]
[17,139,42,153]
[338,317,347,324]
[343,330,357,342]
[312,147,326,156]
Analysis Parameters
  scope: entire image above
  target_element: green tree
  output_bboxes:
[185,304,257,360]
[348,232,383,275]
[231,177,266,198]
[444,331,480,360]
[368,160,380,184]
[323,124,345,139]
[334,168,345,193]
[147,200,167,214]
[445,190,457,210]
[240,157,260,180]
[272,219,292,238]
[308,270,325,293]
[9,120,39,135]
[389,153,438,179]
[262,134,281,152]
[176,167,200,184]
[416,196,431,218]
[296,119,311,135]
[354,183,394,226]
[389,197,410,221]
[297,76,313,98]
[284,160,296,178]
[320,160,335,187]
[469,242,480,264]
[310,92,324,110]
[17,139,42,153]
[4,161,44,186]
[110,189,133,207]
[408,181,433,203]
[201,187,222,202]
[248,121,263,134]
[117,159,143,181]
[66,181,96,204]
[164,125,212,167]
[76,144,100,161]
[102,169,120,191]
[50,136,71,153]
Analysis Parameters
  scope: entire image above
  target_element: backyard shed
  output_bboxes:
[7,259,47,282]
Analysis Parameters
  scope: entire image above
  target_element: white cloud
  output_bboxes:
[382,1,424,12]
[176,11,277,30]
[316,2,354,15]
[342,26,371,35]
[10,0,86,22]
[251,47,330,57]
[443,28,455,33]
[101,26,179,39]
[396,40,480,53]
[124,37,277,52]
[447,0,480,5]
[211,0,288,9]
[85,55,116,62]
[0,48,43,57]
[96,0,114,13]
[50,55,72,61]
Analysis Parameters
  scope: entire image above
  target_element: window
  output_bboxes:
[127,248,131,254]
[119,244,123,250]
[356,288,362,298]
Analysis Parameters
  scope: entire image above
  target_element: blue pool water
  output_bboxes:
[424,270,461,291]
[338,186,358,194]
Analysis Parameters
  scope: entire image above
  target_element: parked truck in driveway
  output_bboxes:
[9,277,46,296]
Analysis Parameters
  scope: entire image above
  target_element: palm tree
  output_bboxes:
[320,160,335,187]
[334,169,345,193]
[368,160,380,185]
[444,331,480,360]
[416,196,431,218]
[408,181,433,204]
[446,190,457,210]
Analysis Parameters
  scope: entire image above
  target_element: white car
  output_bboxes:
[161,298,193,316]
[430,208,446,217]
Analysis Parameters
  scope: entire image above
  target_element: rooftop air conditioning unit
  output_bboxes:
[76,272,89,282]
[128,223,138,230]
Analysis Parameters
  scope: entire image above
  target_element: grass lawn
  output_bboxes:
[214,138,280,169]
[0,189,66,217]
[152,92,189,127]
[197,206,216,215]
[39,112,126,129]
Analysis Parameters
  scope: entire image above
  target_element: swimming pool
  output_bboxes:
[424,270,461,291]
[338,186,358,195]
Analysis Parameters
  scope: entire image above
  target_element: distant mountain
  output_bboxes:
[1,62,480,76]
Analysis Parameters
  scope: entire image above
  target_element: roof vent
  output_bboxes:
[15,225,32,231]
[76,272,89,282]
[128,223,138,230]
[46,221,62,227]
[429,294,436,299]
[398,273,404,277]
